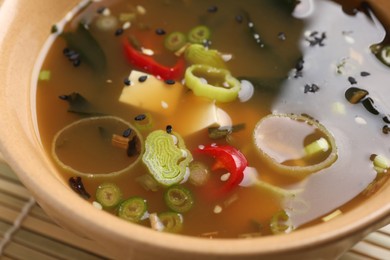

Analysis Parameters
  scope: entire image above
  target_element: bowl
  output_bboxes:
[1,0,390,259]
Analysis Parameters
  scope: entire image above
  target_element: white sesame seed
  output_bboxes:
[137,5,146,15]
[355,116,367,125]
[198,144,205,150]
[102,8,111,16]
[161,101,169,109]
[122,21,131,30]
[214,205,223,214]
[92,201,103,210]
[220,173,230,182]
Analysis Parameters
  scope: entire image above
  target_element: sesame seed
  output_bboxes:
[360,71,370,77]
[165,79,175,85]
[161,101,169,109]
[97,7,106,14]
[68,53,80,61]
[207,5,218,13]
[213,205,223,214]
[115,28,124,36]
[348,76,357,85]
[138,75,148,82]
[235,15,243,23]
[166,125,173,134]
[72,59,81,67]
[134,114,146,121]
[92,201,103,210]
[278,32,286,41]
[122,22,131,30]
[58,95,69,100]
[155,28,166,35]
[124,78,131,86]
[122,128,132,137]
[220,173,230,182]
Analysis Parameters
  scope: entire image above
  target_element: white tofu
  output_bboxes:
[173,94,232,136]
[119,70,184,116]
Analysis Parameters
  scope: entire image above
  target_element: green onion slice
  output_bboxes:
[184,44,226,69]
[187,25,211,44]
[164,185,194,213]
[270,210,294,234]
[164,32,187,52]
[142,130,192,186]
[158,212,184,233]
[185,64,241,102]
[253,114,337,178]
[52,116,144,178]
[118,197,148,222]
[96,183,123,208]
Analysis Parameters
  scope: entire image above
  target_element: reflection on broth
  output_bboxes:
[34,0,390,238]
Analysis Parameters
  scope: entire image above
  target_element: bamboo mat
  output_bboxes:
[0,156,389,259]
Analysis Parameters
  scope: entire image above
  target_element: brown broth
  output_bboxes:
[35,0,390,238]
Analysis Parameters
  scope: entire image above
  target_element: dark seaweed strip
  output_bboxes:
[241,10,265,48]
[61,24,107,73]
[69,177,91,199]
[59,92,102,116]
[127,136,140,157]
[362,98,380,115]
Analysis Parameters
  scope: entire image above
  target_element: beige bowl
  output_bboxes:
[1,0,390,259]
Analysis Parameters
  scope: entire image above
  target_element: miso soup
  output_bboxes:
[34,0,390,238]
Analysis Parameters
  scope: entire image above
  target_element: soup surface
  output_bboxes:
[35,0,390,238]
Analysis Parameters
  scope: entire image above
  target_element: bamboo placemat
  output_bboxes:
[0,155,389,259]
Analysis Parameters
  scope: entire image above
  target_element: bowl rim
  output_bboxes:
[1,0,390,258]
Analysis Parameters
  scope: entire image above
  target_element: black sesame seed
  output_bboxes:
[138,75,148,82]
[69,53,80,61]
[278,32,286,41]
[134,114,147,121]
[166,125,173,134]
[165,79,175,85]
[348,76,357,85]
[124,78,131,86]
[235,15,243,23]
[207,5,218,13]
[58,95,69,100]
[115,28,124,36]
[97,7,106,14]
[64,49,77,58]
[63,48,70,55]
[155,28,166,35]
[72,59,81,67]
[383,116,390,124]
[122,128,132,137]
[360,71,371,77]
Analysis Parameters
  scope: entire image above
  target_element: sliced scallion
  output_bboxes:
[158,212,183,233]
[118,197,148,222]
[96,183,123,208]
[187,25,211,44]
[39,70,51,81]
[304,137,330,157]
[164,32,187,52]
[164,185,194,213]
[270,210,294,234]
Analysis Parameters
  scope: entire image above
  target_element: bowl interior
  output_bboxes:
[1,0,390,259]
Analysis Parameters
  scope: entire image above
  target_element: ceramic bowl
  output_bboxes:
[1,0,390,259]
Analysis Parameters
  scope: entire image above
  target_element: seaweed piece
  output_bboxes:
[208,124,245,139]
[61,24,107,73]
[69,176,91,199]
[59,92,102,116]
